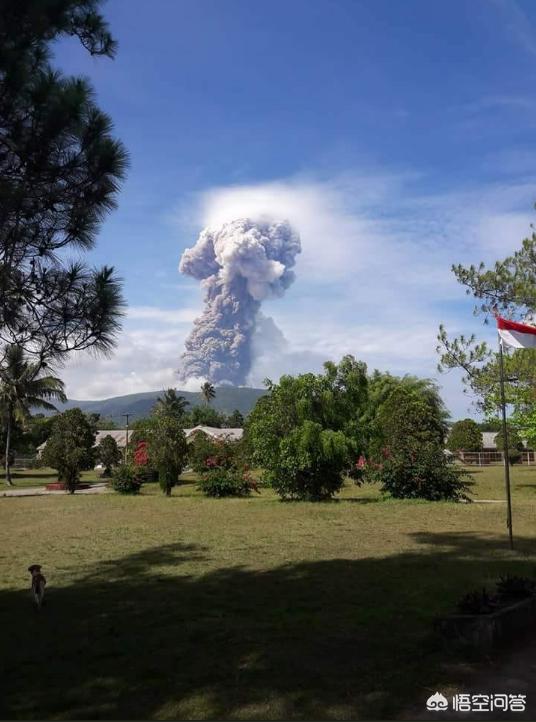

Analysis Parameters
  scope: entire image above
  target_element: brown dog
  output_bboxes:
[28,564,46,609]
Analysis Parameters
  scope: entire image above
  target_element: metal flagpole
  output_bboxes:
[498,335,514,549]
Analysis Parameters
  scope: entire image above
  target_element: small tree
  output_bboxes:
[41,409,96,493]
[0,345,65,484]
[247,356,368,500]
[153,389,189,420]
[225,409,244,428]
[447,419,483,453]
[183,405,225,428]
[96,434,121,476]
[369,386,470,501]
[146,415,188,496]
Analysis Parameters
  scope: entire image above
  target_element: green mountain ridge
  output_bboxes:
[41,387,267,422]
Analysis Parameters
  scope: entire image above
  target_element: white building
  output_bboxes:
[37,425,243,457]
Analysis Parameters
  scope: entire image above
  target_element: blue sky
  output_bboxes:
[54,0,536,417]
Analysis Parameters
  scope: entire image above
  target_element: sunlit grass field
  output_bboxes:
[1,465,536,719]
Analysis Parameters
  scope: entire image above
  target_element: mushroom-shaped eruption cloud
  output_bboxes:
[178,218,301,385]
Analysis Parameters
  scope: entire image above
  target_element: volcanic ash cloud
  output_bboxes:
[178,218,301,385]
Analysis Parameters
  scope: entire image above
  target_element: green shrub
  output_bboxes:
[496,574,536,600]
[365,446,470,501]
[189,433,245,474]
[456,588,497,615]
[111,465,142,495]
[198,468,256,497]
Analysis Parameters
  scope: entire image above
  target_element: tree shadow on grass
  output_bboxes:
[1,535,536,720]
[10,471,58,480]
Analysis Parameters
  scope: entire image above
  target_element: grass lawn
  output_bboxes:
[1,466,536,720]
[3,467,102,489]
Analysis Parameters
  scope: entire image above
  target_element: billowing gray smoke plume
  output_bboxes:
[178,218,301,385]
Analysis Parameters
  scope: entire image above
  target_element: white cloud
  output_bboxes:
[128,306,198,324]
[61,170,535,418]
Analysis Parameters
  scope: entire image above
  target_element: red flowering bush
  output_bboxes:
[133,441,149,466]
[132,440,158,482]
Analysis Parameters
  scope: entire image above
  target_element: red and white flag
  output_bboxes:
[496,316,536,349]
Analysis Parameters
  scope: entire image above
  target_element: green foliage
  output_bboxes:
[374,384,448,458]
[0,345,65,483]
[447,419,483,452]
[94,416,117,430]
[494,427,524,465]
[19,413,54,453]
[153,389,189,420]
[225,409,245,428]
[496,574,536,600]
[513,408,536,449]
[364,372,449,460]
[437,229,536,415]
[456,588,497,615]
[247,355,368,500]
[0,0,127,364]
[201,382,216,405]
[365,446,471,501]
[198,467,255,498]
[365,384,468,501]
[478,419,502,432]
[145,415,188,496]
[111,464,142,495]
[96,434,122,476]
[188,433,238,474]
[183,405,225,428]
[41,408,96,492]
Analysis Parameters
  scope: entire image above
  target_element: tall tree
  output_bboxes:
[0,345,65,484]
[437,227,536,415]
[153,389,189,420]
[146,415,188,496]
[0,0,127,370]
[200,382,216,405]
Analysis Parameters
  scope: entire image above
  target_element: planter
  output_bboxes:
[45,482,91,491]
[436,596,536,652]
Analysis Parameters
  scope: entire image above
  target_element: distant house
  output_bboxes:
[184,426,243,443]
[481,431,531,451]
[37,425,243,457]
[454,430,535,466]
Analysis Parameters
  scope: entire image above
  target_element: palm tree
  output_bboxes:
[153,388,189,419]
[0,346,66,485]
[200,381,216,405]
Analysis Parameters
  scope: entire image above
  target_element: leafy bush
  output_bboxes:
[247,356,368,501]
[496,574,536,600]
[198,467,257,497]
[189,433,244,474]
[145,415,188,496]
[96,434,122,476]
[365,445,471,501]
[447,419,483,453]
[132,441,158,482]
[456,588,497,615]
[41,408,96,493]
[111,465,142,495]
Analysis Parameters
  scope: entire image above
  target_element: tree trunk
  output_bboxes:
[4,411,13,486]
